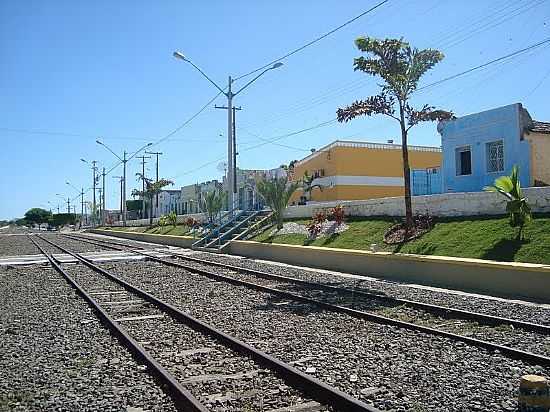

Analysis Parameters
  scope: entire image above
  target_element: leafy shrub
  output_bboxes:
[312,211,327,224]
[327,205,345,226]
[158,212,177,227]
[484,165,531,240]
[306,220,323,238]
[184,217,200,228]
[158,214,169,226]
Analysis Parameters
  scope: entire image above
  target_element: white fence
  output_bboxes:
[284,186,550,219]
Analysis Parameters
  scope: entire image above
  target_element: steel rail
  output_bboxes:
[68,233,550,335]
[27,235,208,412]
[65,234,550,368]
[38,234,380,412]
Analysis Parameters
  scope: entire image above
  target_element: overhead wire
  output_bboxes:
[234,0,390,81]
[416,37,550,93]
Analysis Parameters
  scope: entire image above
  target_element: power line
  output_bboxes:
[170,118,336,179]
[416,37,550,93]
[234,0,390,81]
[150,90,225,147]
[439,0,547,50]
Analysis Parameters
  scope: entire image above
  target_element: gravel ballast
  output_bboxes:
[0,264,178,411]
[158,256,550,358]
[66,263,331,411]
[104,259,550,412]
[0,234,40,256]
[191,251,550,325]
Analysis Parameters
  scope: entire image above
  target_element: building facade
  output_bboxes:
[151,190,182,217]
[289,140,442,203]
[224,167,287,210]
[180,180,223,215]
[438,103,550,193]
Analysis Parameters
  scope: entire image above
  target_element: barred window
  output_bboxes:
[486,140,504,173]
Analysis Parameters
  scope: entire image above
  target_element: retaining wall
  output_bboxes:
[229,241,550,302]
[91,228,550,302]
[88,229,195,248]
[284,186,550,218]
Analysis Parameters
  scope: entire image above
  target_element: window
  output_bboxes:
[486,140,504,173]
[455,146,472,176]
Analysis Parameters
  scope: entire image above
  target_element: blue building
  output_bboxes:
[437,103,547,193]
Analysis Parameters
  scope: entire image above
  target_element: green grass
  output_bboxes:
[100,224,192,236]
[253,215,550,265]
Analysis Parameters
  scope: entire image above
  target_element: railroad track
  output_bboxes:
[65,232,550,368]
[29,234,378,412]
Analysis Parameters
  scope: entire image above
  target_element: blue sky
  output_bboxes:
[1,0,549,219]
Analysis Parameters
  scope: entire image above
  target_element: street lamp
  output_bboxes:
[56,193,70,213]
[96,140,152,226]
[173,51,283,213]
[80,158,99,226]
[66,181,85,226]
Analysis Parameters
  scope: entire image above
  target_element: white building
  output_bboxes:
[151,189,182,217]
[224,167,287,210]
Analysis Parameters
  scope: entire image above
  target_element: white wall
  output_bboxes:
[111,212,206,227]
[283,186,550,218]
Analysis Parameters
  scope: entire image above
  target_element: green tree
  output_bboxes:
[50,213,77,229]
[301,171,324,202]
[484,165,532,240]
[202,190,226,224]
[132,174,174,225]
[24,208,52,230]
[256,176,300,230]
[336,37,453,236]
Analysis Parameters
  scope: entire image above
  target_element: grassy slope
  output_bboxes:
[253,215,550,265]
[103,225,191,236]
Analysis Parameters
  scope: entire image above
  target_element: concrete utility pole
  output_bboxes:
[98,188,103,224]
[80,188,84,224]
[136,155,150,219]
[92,160,98,225]
[145,151,163,217]
[216,105,241,206]
[173,51,283,214]
[101,167,106,225]
[81,158,99,226]
[96,140,153,226]
[113,176,123,221]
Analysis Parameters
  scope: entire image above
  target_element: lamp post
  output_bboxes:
[56,193,70,213]
[173,51,283,213]
[96,140,152,226]
[81,158,99,226]
[47,201,58,214]
[113,176,123,222]
[66,181,84,226]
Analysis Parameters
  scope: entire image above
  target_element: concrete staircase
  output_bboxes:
[192,209,272,253]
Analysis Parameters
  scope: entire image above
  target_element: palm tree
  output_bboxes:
[484,165,532,240]
[202,190,226,224]
[132,173,174,225]
[336,37,453,237]
[301,171,323,202]
[256,176,300,230]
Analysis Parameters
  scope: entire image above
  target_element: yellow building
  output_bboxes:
[526,121,550,186]
[290,140,442,204]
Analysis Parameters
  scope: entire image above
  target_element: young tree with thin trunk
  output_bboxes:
[337,37,453,236]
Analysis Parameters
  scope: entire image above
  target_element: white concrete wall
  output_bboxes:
[283,186,550,218]
[111,212,206,227]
